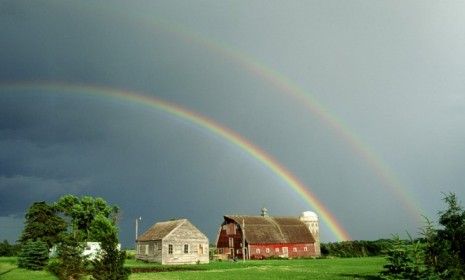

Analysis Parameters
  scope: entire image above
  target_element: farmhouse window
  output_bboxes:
[218,248,223,254]
[145,245,149,255]
[266,248,270,253]
[184,244,189,254]
[137,245,141,254]
[256,248,260,254]
[199,244,204,255]
[168,244,173,254]
[293,247,297,252]
[275,248,279,253]
[304,246,308,251]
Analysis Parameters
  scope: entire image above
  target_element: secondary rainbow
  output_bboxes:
[0,82,352,241]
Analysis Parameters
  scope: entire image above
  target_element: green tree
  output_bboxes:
[381,193,465,280]
[17,240,49,270]
[381,235,432,280]
[48,233,86,280]
[19,201,66,249]
[90,214,130,280]
[424,193,465,279]
[47,195,128,280]
[56,195,118,241]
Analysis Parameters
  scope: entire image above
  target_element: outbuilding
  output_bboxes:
[136,219,209,265]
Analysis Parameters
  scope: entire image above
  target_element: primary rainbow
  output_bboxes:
[0,82,352,241]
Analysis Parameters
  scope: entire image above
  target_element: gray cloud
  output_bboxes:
[1,0,465,245]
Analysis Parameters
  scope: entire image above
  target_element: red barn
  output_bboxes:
[215,209,321,260]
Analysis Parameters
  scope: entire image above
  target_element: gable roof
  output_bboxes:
[137,219,186,241]
[224,215,315,244]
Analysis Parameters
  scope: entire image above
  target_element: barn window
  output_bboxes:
[228,238,234,247]
[293,247,297,252]
[275,248,279,253]
[168,244,173,254]
[256,248,260,254]
[266,248,270,253]
[184,244,189,254]
[226,223,236,235]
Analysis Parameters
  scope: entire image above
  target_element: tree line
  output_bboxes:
[321,239,395,258]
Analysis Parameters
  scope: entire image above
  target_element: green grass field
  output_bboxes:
[0,256,386,279]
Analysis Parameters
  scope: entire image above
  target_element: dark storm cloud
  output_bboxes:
[1,0,465,245]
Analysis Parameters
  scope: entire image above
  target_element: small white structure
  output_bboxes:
[50,242,121,260]
[136,219,209,265]
[82,242,101,260]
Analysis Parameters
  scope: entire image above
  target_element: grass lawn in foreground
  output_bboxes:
[128,257,386,280]
[1,256,385,280]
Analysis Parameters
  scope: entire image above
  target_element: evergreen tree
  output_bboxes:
[48,233,86,280]
[17,240,49,270]
[19,201,66,249]
[424,193,465,279]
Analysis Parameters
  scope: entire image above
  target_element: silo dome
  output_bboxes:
[300,211,318,222]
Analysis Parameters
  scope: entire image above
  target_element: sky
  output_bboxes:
[1,0,465,247]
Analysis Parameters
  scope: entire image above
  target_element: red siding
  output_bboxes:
[216,222,246,259]
[249,243,316,259]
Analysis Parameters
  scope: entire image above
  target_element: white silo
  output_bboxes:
[299,211,321,256]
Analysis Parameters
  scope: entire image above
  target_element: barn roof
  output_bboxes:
[137,219,186,241]
[224,215,315,244]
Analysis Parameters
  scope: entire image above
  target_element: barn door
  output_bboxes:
[282,247,288,258]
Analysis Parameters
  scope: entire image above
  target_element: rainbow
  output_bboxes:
[67,0,422,223]
[103,12,424,223]
[0,82,352,241]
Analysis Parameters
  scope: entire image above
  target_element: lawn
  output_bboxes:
[0,256,386,280]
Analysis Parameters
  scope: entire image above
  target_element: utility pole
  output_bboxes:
[135,217,142,251]
[242,219,246,262]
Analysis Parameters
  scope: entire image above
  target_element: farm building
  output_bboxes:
[136,218,209,265]
[216,208,320,260]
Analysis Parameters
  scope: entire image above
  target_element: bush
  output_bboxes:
[0,240,21,256]
[17,240,49,270]
[380,235,432,280]
[48,235,86,280]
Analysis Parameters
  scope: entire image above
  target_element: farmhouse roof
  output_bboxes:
[137,219,186,241]
[224,215,315,244]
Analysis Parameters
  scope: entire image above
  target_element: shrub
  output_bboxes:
[17,240,49,270]
[48,235,86,280]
